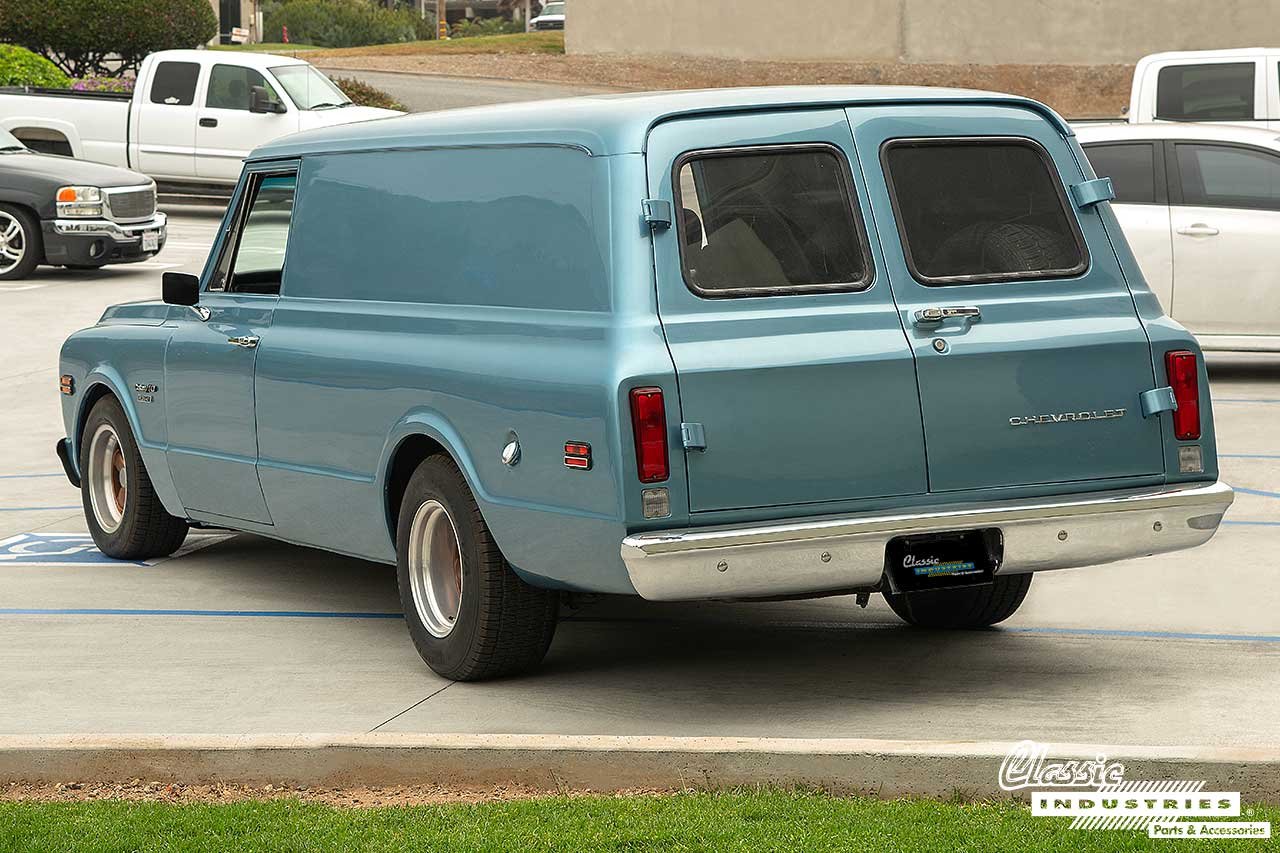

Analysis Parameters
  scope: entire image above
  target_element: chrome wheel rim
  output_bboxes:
[0,212,26,274]
[407,499,463,638]
[87,423,127,533]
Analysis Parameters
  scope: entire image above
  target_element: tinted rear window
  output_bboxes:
[883,139,1087,284]
[150,61,200,106]
[1175,143,1280,211]
[675,146,870,297]
[1085,143,1157,204]
[1156,62,1255,121]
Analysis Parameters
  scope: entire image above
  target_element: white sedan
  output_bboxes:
[1077,123,1280,352]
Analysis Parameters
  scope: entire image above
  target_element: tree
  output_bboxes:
[0,0,218,77]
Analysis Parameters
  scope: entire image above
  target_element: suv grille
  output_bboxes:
[106,187,156,222]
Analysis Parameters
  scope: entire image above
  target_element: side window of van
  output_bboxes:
[674,146,871,297]
[209,172,296,295]
[1156,63,1255,122]
[882,139,1087,285]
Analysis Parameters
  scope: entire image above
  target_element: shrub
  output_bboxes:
[0,44,70,87]
[450,17,523,39]
[0,0,217,77]
[329,75,405,111]
[265,0,420,48]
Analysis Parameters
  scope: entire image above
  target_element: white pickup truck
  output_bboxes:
[1122,48,1280,127]
[0,50,400,189]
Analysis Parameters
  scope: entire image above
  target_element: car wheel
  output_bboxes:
[80,395,189,560]
[397,454,558,681]
[0,204,41,280]
[883,574,1032,629]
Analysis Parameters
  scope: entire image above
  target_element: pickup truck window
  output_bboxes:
[149,61,200,107]
[207,64,280,111]
[211,172,296,295]
[1156,63,1255,121]
[1084,143,1157,204]
[673,145,870,297]
[883,138,1087,285]
[1174,143,1280,212]
[269,65,350,110]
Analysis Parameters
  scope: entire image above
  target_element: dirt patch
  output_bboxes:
[1,780,669,807]
[312,52,1133,118]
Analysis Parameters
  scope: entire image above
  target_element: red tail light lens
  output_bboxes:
[1165,350,1201,440]
[629,387,669,483]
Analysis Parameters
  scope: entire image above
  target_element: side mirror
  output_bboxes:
[250,85,286,114]
[163,271,200,306]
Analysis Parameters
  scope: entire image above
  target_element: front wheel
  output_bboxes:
[884,574,1032,629]
[396,455,558,681]
[0,204,41,280]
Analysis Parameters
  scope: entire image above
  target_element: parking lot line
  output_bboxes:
[0,505,80,512]
[0,607,403,619]
[1005,626,1280,643]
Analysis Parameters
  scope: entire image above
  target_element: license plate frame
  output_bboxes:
[884,528,1003,594]
[141,230,159,252]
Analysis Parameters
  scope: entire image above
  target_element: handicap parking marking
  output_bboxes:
[0,531,233,567]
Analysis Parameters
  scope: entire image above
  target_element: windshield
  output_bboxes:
[541,3,564,14]
[0,128,25,151]
[269,65,351,110]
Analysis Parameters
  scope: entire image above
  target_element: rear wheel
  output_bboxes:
[884,574,1032,629]
[396,455,558,681]
[0,204,40,280]
[80,396,189,559]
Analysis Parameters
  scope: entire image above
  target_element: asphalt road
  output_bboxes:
[2,209,1278,749]
[314,68,615,113]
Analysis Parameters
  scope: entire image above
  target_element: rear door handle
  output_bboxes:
[227,335,259,349]
[1176,223,1219,237]
[199,117,218,128]
[913,306,982,326]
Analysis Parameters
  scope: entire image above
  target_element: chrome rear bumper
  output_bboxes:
[620,481,1233,601]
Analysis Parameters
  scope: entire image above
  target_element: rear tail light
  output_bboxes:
[1165,350,1201,440]
[629,387,669,483]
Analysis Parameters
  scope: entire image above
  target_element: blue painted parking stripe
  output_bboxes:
[1005,626,1280,643]
[1231,486,1280,499]
[1220,453,1280,459]
[0,505,80,512]
[0,473,63,479]
[1223,520,1280,527]
[0,607,403,619]
[1214,398,1280,404]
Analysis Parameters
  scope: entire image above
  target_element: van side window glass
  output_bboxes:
[1084,143,1156,204]
[207,64,277,111]
[674,147,869,296]
[883,139,1087,285]
[149,61,200,106]
[1156,63,1255,121]
[1175,143,1280,211]
[213,173,296,295]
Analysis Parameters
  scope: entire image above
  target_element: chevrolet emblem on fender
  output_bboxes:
[1009,408,1126,427]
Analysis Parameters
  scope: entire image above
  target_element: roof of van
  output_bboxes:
[250,85,1072,160]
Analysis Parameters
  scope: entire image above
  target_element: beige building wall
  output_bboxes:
[567,0,1280,65]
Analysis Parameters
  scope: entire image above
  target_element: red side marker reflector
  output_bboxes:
[564,441,592,471]
[1165,349,1201,441]
[59,375,74,395]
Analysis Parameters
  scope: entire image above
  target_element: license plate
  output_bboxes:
[885,529,1001,594]
[141,230,159,252]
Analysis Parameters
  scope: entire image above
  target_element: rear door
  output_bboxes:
[135,60,202,180]
[848,106,1165,493]
[647,110,929,514]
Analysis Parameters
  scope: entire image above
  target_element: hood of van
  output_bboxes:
[298,105,404,132]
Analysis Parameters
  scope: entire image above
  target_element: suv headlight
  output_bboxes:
[56,186,103,218]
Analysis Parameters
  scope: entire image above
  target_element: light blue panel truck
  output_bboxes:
[55,87,1234,680]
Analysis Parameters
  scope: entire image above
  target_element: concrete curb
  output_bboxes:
[3,735,1279,801]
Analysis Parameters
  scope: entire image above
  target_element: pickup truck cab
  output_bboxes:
[56,87,1233,681]
[1125,48,1280,127]
[0,50,400,189]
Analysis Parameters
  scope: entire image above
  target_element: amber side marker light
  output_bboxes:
[1165,350,1201,441]
[59,375,74,395]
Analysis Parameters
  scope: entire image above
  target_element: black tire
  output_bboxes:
[0,203,41,281]
[396,455,558,681]
[884,574,1033,629]
[929,222,1071,276]
[80,396,188,560]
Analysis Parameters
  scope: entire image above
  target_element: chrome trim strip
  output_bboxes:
[53,211,166,240]
[620,481,1233,601]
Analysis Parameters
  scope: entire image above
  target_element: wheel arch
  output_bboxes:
[379,414,488,548]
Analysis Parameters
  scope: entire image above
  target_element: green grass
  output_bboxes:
[210,42,320,52]
[0,791,1275,852]
[311,31,565,58]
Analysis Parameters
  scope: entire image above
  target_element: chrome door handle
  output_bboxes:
[1176,223,1219,237]
[913,305,982,326]
[227,335,259,349]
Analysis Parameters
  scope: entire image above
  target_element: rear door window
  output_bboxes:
[1084,143,1158,204]
[882,139,1087,284]
[674,145,871,297]
[1156,62,1255,121]
[149,61,200,106]
[1174,143,1280,211]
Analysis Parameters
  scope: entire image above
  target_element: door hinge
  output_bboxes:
[1070,177,1115,209]
[1139,386,1178,418]
[680,422,706,451]
[642,198,672,230]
